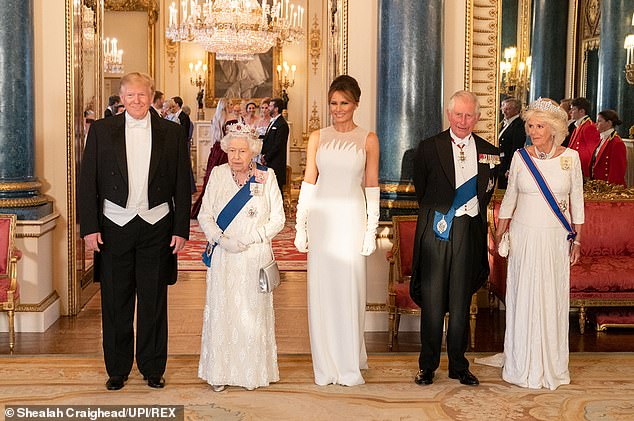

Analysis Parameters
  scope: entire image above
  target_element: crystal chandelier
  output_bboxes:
[166,0,305,61]
[103,37,124,74]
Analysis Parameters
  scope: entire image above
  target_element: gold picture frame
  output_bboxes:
[205,47,281,108]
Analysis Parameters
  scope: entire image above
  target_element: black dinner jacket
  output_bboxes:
[261,115,289,186]
[177,110,192,140]
[409,130,499,305]
[498,116,526,189]
[78,112,191,240]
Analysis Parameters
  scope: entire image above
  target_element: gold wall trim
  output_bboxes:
[465,0,500,144]
[566,0,579,98]
[366,303,387,312]
[16,292,60,313]
[65,0,78,316]
[16,225,56,238]
[380,200,418,209]
[0,196,49,208]
[310,13,321,75]
[380,183,416,194]
[0,181,43,191]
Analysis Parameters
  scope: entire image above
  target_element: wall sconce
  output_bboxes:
[500,47,531,104]
[103,37,124,74]
[189,60,207,120]
[625,12,634,85]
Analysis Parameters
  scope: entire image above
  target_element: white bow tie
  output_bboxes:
[127,118,149,129]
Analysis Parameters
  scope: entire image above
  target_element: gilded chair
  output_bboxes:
[0,213,20,352]
[386,215,478,351]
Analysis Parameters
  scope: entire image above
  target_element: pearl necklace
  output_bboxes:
[535,143,556,160]
[232,163,254,187]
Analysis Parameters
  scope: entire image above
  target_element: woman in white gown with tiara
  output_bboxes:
[493,98,584,390]
[294,75,380,386]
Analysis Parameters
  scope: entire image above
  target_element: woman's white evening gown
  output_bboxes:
[307,125,369,386]
[499,149,584,390]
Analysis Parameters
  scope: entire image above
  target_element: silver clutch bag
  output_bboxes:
[258,259,280,293]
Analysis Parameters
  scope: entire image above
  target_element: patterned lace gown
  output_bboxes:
[307,125,370,386]
[197,164,285,389]
[499,148,584,390]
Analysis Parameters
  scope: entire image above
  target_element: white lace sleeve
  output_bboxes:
[255,169,286,241]
[569,150,585,224]
[499,152,520,219]
[197,167,223,243]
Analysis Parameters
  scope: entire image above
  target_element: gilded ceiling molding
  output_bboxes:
[310,14,321,75]
[465,0,499,144]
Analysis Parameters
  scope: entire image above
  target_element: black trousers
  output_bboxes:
[99,215,171,378]
[417,212,483,373]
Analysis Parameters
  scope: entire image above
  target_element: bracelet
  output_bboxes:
[573,240,581,246]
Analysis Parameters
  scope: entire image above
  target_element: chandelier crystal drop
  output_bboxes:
[166,0,305,61]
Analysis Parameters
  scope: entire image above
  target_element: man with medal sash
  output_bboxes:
[409,91,499,387]
[567,97,600,178]
[79,72,191,391]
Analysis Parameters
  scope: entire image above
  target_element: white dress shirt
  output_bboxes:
[450,129,479,217]
[498,114,520,138]
[103,111,170,227]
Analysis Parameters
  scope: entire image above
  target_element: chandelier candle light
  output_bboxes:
[625,12,634,85]
[166,0,305,61]
[103,37,124,74]
[190,60,208,119]
[277,60,296,90]
[499,46,531,104]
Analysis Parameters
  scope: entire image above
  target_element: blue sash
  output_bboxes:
[517,148,576,241]
[433,175,477,241]
[201,164,267,267]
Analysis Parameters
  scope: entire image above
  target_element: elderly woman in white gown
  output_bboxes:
[197,123,285,392]
[493,98,584,390]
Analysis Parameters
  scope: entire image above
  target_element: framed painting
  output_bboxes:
[205,47,280,108]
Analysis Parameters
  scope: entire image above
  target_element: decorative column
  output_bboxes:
[528,0,569,103]
[0,0,52,219]
[377,0,443,219]
[597,0,634,137]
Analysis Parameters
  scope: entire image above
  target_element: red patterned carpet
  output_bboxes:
[179,217,306,272]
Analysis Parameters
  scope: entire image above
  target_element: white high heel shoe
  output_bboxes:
[212,385,226,392]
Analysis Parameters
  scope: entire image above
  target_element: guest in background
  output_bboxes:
[559,98,575,147]
[163,99,178,122]
[260,98,289,194]
[409,91,499,387]
[568,97,600,178]
[115,104,125,115]
[591,109,627,186]
[231,102,243,123]
[294,75,380,386]
[172,96,192,140]
[151,90,164,117]
[104,95,120,118]
[498,97,526,189]
[182,105,197,193]
[244,101,258,127]
[255,97,272,138]
[495,98,584,390]
[197,124,284,392]
[191,99,230,219]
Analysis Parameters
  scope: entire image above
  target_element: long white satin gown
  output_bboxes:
[197,164,285,389]
[307,125,370,386]
[499,148,584,390]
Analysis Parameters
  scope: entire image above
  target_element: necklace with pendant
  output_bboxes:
[536,143,556,160]
[232,163,254,187]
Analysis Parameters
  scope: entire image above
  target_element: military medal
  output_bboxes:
[436,216,447,234]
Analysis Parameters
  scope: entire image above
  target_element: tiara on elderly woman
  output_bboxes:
[527,97,569,121]
[225,122,258,139]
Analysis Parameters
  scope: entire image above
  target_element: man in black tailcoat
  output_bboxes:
[410,91,499,387]
[79,72,191,391]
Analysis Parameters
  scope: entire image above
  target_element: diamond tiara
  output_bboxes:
[225,122,258,139]
[527,97,569,121]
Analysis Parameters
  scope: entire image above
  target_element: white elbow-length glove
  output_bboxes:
[361,187,380,256]
[294,181,317,253]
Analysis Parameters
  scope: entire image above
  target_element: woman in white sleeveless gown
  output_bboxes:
[495,98,584,390]
[294,75,380,386]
